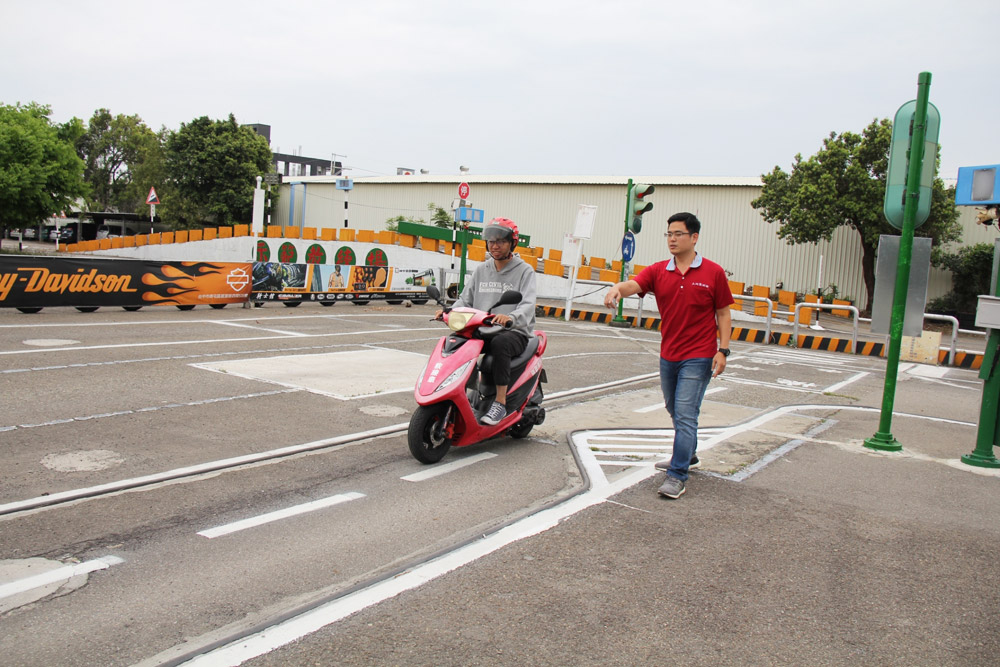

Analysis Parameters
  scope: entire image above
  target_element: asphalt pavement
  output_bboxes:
[236,347,1000,665]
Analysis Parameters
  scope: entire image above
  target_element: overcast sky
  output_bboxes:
[4,0,998,180]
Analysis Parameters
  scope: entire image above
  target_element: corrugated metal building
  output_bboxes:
[273,175,987,309]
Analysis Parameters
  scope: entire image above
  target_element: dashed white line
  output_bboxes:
[0,556,124,601]
[2,389,301,431]
[401,453,498,482]
[198,493,365,539]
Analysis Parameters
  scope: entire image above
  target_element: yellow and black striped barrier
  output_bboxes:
[535,305,983,368]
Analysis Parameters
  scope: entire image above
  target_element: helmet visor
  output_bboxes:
[482,226,512,243]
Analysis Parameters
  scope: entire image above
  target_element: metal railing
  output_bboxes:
[793,302,860,354]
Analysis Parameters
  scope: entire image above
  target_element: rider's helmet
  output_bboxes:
[482,217,519,255]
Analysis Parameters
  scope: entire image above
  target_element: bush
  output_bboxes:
[928,242,994,314]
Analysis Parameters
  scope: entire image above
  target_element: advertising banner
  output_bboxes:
[0,256,252,310]
[251,263,433,303]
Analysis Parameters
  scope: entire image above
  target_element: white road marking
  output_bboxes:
[822,371,868,394]
[0,556,124,601]
[193,349,429,400]
[0,327,442,356]
[1,389,301,432]
[401,453,498,482]
[0,339,443,375]
[633,385,728,413]
[212,321,311,337]
[198,493,365,539]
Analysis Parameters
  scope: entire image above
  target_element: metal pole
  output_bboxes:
[612,179,633,325]
[864,72,933,452]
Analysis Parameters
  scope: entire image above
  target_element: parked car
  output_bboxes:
[49,226,77,243]
[22,227,39,240]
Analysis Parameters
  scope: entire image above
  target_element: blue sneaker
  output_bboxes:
[481,401,507,426]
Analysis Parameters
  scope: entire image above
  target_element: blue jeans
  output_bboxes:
[659,357,713,482]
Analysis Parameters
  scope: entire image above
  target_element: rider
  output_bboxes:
[447,217,537,426]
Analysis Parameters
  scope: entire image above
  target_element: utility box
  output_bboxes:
[975,295,1000,329]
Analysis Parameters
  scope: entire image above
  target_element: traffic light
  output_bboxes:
[629,183,655,233]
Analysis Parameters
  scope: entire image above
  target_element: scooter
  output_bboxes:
[408,285,547,464]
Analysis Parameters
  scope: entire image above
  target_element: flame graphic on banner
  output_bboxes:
[141,262,234,305]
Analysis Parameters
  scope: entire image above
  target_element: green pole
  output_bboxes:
[612,178,633,325]
[864,72,932,452]
[962,253,1000,467]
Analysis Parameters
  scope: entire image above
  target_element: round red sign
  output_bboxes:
[458,182,470,200]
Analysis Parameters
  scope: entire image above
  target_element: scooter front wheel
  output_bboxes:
[408,403,454,464]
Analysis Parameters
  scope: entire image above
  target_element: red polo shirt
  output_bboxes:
[634,253,734,362]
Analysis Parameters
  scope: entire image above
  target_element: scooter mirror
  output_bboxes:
[425,286,442,302]
[492,290,522,310]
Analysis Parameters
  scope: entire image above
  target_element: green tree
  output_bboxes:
[928,242,994,315]
[427,202,452,228]
[76,109,163,213]
[164,114,272,227]
[0,102,87,238]
[751,118,961,311]
[385,214,421,232]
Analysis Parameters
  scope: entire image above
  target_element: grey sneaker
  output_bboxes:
[481,401,507,426]
[658,476,686,499]
[654,455,699,472]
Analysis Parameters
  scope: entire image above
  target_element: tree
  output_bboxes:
[928,242,994,315]
[164,114,272,227]
[427,203,452,229]
[751,118,961,311]
[76,109,163,213]
[0,102,87,238]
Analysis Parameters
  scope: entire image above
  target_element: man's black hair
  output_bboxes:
[667,212,701,235]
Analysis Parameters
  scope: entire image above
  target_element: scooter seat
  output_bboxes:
[480,334,539,376]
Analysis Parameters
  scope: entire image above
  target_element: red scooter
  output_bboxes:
[408,285,547,463]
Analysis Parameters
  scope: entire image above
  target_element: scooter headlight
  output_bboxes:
[435,361,472,393]
[447,311,472,332]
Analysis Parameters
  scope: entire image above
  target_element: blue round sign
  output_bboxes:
[622,231,636,262]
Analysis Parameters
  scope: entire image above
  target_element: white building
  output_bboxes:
[270,174,988,310]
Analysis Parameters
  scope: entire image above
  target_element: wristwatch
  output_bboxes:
[718,348,731,357]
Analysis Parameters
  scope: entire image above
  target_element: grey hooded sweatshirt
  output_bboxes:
[454,253,537,339]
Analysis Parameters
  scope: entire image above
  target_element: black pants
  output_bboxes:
[486,330,528,386]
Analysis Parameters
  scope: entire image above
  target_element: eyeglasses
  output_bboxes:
[664,231,691,239]
[486,239,508,246]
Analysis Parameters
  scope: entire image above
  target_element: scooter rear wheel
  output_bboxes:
[408,403,454,464]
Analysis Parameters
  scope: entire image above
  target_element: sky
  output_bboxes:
[3,0,998,180]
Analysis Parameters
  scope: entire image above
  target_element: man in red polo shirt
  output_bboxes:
[604,212,733,499]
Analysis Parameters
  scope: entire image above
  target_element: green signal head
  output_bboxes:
[633,183,655,199]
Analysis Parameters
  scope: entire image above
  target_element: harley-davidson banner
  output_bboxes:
[0,256,252,309]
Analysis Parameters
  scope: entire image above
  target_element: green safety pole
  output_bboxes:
[864,72,932,452]
[612,178,633,324]
[962,261,1000,467]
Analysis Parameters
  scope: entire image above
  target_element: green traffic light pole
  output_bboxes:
[611,178,634,326]
[863,72,933,452]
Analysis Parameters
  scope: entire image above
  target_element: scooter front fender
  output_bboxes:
[414,335,484,403]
